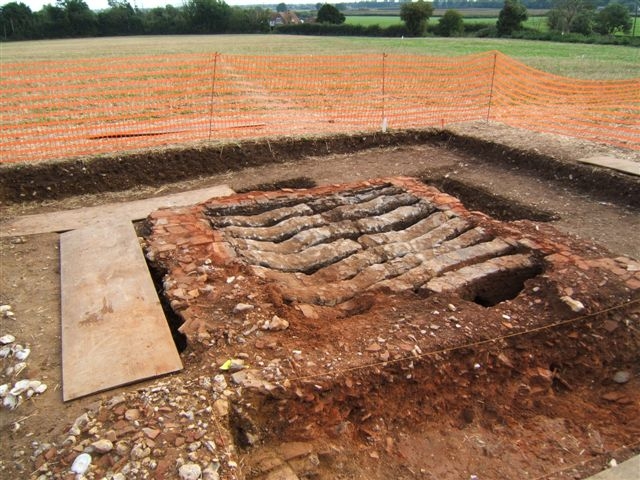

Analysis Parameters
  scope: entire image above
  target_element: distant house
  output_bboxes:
[269,11,302,28]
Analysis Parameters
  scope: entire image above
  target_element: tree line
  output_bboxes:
[0,0,272,40]
[1,0,636,42]
[282,0,636,43]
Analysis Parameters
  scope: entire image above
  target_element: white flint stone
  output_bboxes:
[70,453,92,474]
[0,334,15,345]
[179,463,202,480]
[3,394,19,410]
[14,348,30,361]
[560,295,585,313]
[28,380,41,390]
[10,379,31,396]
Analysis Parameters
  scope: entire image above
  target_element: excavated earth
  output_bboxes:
[1,124,639,480]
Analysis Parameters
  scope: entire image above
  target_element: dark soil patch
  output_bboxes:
[424,176,558,222]
[236,176,317,193]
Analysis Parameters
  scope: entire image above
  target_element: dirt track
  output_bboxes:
[0,123,639,480]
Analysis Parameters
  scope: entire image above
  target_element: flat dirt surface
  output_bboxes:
[1,124,639,480]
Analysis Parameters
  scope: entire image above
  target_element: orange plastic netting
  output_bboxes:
[1,51,638,164]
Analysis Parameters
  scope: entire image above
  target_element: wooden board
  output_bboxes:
[578,156,640,177]
[60,220,183,401]
[1,184,234,237]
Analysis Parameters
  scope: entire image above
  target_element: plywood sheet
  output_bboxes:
[1,184,234,237]
[578,156,640,177]
[60,220,182,401]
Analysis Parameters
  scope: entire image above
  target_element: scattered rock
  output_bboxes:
[70,453,91,474]
[233,303,254,313]
[179,463,202,480]
[365,343,381,352]
[3,394,19,410]
[213,398,229,417]
[125,408,140,421]
[612,371,632,384]
[297,304,319,319]
[91,439,113,453]
[107,394,126,408]
[263,315,289,331]
[72,413,91,432]
[10,379,30,396]
[231,369,276,392]
[14,348,30,361]
[276,442,314,461]
[560,296,585,313]
[202,462,220,480]
[219,358,246,372]
[0,334,15,344]
[112,439,128,454]
[130,443,151,460]
[142,427,161,439]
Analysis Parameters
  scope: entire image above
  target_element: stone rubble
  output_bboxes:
[0,308,48,412]
[27,370,242,480]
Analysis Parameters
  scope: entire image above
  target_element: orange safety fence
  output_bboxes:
[1,51,639,164]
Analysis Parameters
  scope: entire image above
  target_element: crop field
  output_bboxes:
[1,34,638,79]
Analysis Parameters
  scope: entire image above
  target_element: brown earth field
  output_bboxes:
[0,122,639,480]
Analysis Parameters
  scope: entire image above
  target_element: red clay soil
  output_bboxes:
[142,176,640,480]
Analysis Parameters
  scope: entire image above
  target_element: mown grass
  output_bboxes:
[1,34,638,79]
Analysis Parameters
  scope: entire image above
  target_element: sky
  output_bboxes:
[1,0,311,12]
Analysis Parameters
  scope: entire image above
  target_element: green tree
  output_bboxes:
[400,0,433,36]
[436,9,464,36]
[547,0,595,34]
[142,5,187,34]
[594,2,632,34]
[58,0,98,36]
[496,0,528,35]
[36,3,67,37]
[316,3,345,24]
[98,0,143,36]
[228,6,270,33]
[184,0,231,33]
[0,2,35,39]
[276,2,287,12]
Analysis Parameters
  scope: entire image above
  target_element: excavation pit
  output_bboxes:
[144,175,638,378]
[144,176,639,477]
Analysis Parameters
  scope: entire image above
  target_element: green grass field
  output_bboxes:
[2,34,638,79]
[345,15,550,32]
[345,16,402,27]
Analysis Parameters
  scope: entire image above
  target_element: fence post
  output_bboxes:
[381,53,388,133]
[208,53,219,141]
[486,52,498,123]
